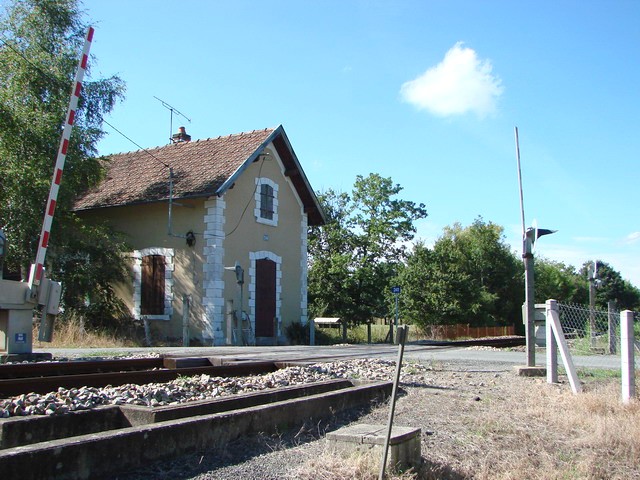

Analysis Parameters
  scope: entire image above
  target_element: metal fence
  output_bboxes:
[558,302,638,358]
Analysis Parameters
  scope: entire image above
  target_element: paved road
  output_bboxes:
[35,343,625,370]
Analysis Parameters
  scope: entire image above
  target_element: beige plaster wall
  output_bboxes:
[221,146,304,336]
[79,199,208,341]
[79,142,308,344]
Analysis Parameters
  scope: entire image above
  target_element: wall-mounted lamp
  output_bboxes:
[186,230,196,247]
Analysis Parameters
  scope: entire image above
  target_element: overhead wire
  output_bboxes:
[101,119,170,170]
[2,31,267,241]
[0,35,69,89]
[1,34,170,173]
[225,155,267,238]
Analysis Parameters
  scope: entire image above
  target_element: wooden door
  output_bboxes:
[141,255,165,315]
[255,258,276,337]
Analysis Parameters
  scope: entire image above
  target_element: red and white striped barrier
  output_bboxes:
[31,27,94,287]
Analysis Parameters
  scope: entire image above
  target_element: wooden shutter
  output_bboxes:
[255,258,276,337]
[141,255,165,315]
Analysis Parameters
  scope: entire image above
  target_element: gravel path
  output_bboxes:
[111,357,518,480]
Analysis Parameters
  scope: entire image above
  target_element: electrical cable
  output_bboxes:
[0,36,69,89]
[225,155,266,238]
[2,33,269,242]
[101,119,170,170]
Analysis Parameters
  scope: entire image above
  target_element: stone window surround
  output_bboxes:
[254,177,279,227]
[132,247,174,321]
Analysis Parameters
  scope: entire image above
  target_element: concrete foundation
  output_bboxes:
[514,365,546,377]
[326,423,421,471]
[0,380,392,480]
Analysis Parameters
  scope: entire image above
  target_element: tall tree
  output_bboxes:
[534,258,587,305]
[0,0,129,325]
[399,218,523,328]
[308,173,427,325]
[398,242,480,327]
[579,260,640,311]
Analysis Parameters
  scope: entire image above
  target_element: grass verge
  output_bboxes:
[32,315,142,349]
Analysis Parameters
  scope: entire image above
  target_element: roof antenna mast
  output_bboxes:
[153,96,192,144]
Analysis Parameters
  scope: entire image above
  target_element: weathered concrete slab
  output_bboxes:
[1,380,353,447]
[327,423,421,471]
[120,379,353,425]
[514,366,547,377]
[0,381,392,480]
[0,406,127,449]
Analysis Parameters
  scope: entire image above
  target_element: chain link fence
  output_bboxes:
[557,303,638,364]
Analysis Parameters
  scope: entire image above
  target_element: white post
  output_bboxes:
[621,310,635,404]
[546,299,582,394]
[182,294,190,347]
[546,299,558,383]
[225,300,234,345]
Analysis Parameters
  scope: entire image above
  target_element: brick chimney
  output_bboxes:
[172,126,191,143]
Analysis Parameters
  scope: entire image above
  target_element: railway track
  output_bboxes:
[0,358,277,397]
[0,337,524,397]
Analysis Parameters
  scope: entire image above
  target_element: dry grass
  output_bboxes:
[32,315,138,349]
[453,375,639,480]
[290,449,419,480]
[291,366,639,480]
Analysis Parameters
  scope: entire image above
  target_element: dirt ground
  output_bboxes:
[118,356,640,480]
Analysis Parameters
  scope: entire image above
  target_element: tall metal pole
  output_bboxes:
[589,262,597,349]
[394,293,399,343]
[515,127,535,367]
[379,325,408,480]
[515,127,526,236]
[523,232,536,366]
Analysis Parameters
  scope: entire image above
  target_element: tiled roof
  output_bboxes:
[74,126,326,225]
[74,128,276,210]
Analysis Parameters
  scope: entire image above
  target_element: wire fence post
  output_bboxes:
[621,310,635,404]
[608,301,617,354]
[379,324,408,480]
[546,299,558,384]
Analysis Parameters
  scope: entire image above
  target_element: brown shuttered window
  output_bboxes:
[141,255,165,315]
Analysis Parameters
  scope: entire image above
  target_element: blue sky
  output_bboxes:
[81,0,639,286]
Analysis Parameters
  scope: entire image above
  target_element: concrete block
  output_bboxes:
[0,381,392,480]
[326,423,421,471]
[514,366,547,377]
[0,406,127,449]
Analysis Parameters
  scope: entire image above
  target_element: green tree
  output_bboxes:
[0,0,129,326]
[399,218,523,328]
[308,173,427,325]
[579,260,640,311]
[398,242,480,326]
[534,258,586,304]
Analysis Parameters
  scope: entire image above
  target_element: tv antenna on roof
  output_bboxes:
[153,96,192,144]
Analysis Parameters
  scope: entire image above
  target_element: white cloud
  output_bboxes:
[624,231,640,244]
[400,42,503,118]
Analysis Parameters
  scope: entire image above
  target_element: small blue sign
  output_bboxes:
[391,286,401,294]
[15,333,27,343]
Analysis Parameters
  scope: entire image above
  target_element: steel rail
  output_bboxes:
[0,362,277,397]
[0,357,164,379]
